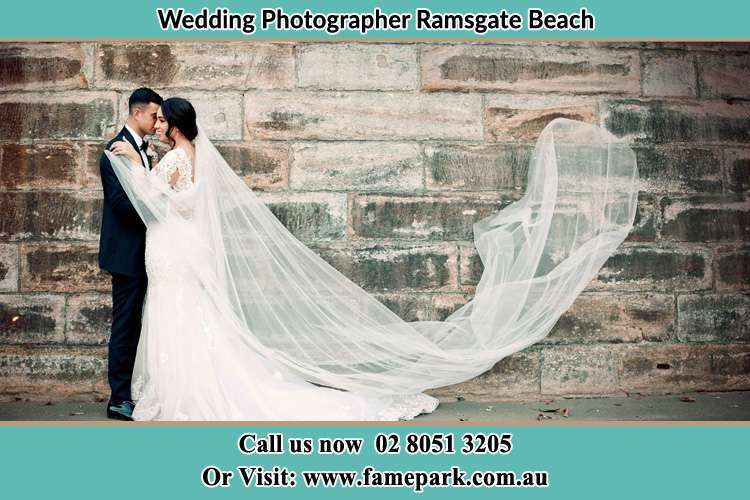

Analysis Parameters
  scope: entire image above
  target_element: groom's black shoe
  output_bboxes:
[106,400,135,421]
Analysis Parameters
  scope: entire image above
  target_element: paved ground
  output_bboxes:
[1,391,748,422]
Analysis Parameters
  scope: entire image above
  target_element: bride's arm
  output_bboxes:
[152,150,187,188]
[152,150,194,216]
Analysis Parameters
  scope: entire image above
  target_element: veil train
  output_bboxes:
[106,118,638,396]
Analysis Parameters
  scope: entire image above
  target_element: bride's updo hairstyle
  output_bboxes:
[161,97,198,145]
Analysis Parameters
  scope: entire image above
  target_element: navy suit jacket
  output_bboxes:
[98,126,150,277]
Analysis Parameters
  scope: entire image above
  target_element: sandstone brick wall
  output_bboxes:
[0,42,748,402]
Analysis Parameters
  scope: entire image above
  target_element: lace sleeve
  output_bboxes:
[152,148,195,219]
[154,149,194,192]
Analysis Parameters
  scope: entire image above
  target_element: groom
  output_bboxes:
[99,87,163,420]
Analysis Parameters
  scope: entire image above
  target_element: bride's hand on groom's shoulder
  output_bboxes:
[109,139,140,165]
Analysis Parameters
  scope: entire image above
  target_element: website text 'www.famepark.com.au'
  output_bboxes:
[200,431,549,492]
[203,464,549,492]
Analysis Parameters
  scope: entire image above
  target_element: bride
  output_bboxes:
[106,97,638,421]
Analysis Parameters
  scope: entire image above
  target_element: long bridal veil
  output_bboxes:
[106,118,638,396]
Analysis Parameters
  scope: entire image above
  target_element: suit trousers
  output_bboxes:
[108,271,147,403]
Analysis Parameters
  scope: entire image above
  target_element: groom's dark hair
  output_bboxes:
[128,87,163,115]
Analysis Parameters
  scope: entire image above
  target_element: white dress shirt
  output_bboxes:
[124,124,150,168]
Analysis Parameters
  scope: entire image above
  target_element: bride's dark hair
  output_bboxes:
[161,97,198,144]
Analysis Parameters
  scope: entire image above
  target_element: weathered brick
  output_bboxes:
[425,143,531,191]
[461,239,699,291]
[298,44,417,90]
[627,195,657,242]
[0,345,106,400]
[97,43,294,89]
[725,149,750,194]
[661,196,750,242]
[65,294,111,345]
[677,294,749,342]
[20,243,109,292]
[1,193,27,239]
[290,142,422,192]
[458,244,483,287]
[0,92,117,141]
[244,91,483,141]
[633,146,723,193]
[641,51,697,97]
[603,100,750,144]
[619,343,750,393]
[0,244,18,292]
[0,345,106,378]
[421,45,640,93]
[216,142,288,191]
[313,242,458,292]
[374,293,469,322]
[0,44,88,91]
[485,94,599,142]
[256,192,346,240]
[0,192,102,241]
[697,52,750,98]
[541,345,619,396]
[715,247,750,290]
[119,91,242,140]
[0,294,65,344]
[594,245,711,291]
[0,143,80,190]
[427,351,541,401]
[349,194,513,240]
[547,293,674,344]
[82,143,106,189]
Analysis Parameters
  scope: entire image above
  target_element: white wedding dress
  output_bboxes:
[130,147,439,421]
[107,119,638,422]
